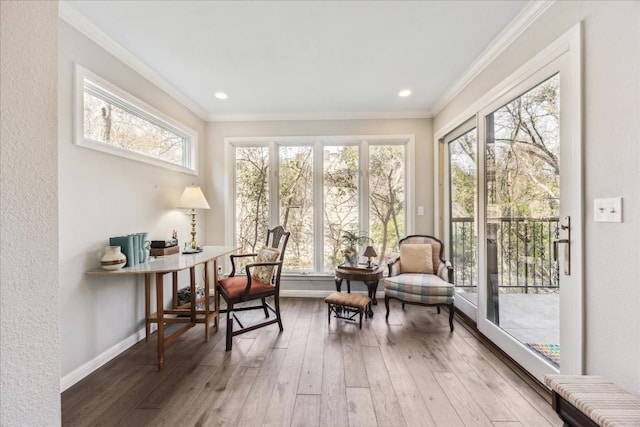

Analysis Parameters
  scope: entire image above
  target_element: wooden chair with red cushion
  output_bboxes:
[217,226,290,351]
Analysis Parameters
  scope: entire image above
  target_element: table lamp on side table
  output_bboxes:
[177,185,210,253]
[363,245,377,268]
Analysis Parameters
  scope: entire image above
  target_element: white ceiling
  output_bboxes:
[61,1,534,121]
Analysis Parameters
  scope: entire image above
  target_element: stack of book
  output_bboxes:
[149,240,179,257]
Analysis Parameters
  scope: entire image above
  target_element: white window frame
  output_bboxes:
[225,135,415,275]
[74,64,198,175]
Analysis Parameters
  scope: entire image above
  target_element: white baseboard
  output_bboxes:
[60,324,156,392]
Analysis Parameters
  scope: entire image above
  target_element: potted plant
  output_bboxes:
[341,230,370,266]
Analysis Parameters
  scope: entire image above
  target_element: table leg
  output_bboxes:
[204,260,210,340]
[364,280,379,317]
[213,259,219,330]
[189,266,197,325]
[333,277,344,315]
[155,272,165,372]
[172,271,178,309]
[144,274,151,341]
[365,280,379,305]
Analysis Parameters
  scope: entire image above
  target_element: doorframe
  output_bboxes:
[434,23,583,382]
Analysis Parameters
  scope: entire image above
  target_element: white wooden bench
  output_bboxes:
[544,375,640,427]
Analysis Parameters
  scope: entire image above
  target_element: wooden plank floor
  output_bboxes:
[62,297,563,427]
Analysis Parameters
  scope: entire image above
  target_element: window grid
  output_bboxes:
[230,136,411,274]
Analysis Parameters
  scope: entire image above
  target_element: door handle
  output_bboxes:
[553,239,569,261]
[553,216,571,275]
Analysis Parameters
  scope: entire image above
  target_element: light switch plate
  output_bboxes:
[593,197,622,222]
[418,206,424,216]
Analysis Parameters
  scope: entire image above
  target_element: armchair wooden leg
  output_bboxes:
[262,297,269,318]
[448,303,455,332]
[385,295,390,321]
[437,305,441,314]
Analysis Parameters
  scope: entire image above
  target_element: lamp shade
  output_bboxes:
[363,245,377,258]
[177,186,210,210]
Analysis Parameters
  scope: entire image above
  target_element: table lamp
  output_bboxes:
[177,185,210,251]
[363,245,377,268]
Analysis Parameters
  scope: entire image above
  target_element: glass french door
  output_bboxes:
[444,26,583,382]
[483,73,563,375]
[477,51,582,381]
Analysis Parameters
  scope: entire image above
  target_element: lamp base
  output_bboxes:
[186,210,202,253]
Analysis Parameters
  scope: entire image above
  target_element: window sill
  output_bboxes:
[281,272,333,280]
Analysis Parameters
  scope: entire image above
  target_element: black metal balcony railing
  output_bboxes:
[451,217,560,293]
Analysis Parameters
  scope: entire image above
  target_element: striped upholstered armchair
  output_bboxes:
[383,235,455,331]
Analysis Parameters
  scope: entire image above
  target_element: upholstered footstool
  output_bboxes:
[324,292,372,328]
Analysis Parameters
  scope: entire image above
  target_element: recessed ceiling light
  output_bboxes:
[215,92,228,100]
[398,89,412,97]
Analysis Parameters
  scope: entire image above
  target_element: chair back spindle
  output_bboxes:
[265,225,290,285]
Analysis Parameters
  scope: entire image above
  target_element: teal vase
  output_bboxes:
[138,232,149,262]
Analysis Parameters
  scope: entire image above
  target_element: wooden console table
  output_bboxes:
[88,245,237,371]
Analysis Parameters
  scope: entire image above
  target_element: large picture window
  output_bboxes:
[229,136,412,274]
[75,65,197,174]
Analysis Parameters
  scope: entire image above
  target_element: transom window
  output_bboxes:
[75,65,197,174]
[228,136,413,274]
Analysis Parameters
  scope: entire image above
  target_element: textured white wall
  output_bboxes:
[0,1,61,425]
[58,21,207,383]
[434,1,640,394]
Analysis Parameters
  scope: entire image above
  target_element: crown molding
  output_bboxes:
[430,0,555,116]
[208,110,432,122]
[58,1,209,121]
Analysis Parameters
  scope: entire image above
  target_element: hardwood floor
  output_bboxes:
[61,297,563,426]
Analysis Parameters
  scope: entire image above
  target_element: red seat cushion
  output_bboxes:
[219,276,274,299]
